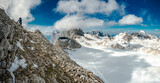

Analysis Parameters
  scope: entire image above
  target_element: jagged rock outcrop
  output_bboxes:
[131,30,158,40]
[113,32,132,43]
[0,8,103,83]
[74,29,160,54]
[56,37,81,50]
[86,31,111,37]
[50,28,84,44]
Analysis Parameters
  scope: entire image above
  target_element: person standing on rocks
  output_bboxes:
[17,17,22,25]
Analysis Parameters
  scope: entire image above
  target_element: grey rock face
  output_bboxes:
[86,30,111,37]
[118,32,132,42]
[56,37,81,50]
[0,30,4,42]
[131,32,150,39]
[131,30,159,40]
[0,8,103,83]
[111,43,125,49]
[130,30,159,40]
[50,28,84,44]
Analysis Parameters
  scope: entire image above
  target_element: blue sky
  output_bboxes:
[29,0,160,26]
[1,0,160,36]
[29,0,62,26]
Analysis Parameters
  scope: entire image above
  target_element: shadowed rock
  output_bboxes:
[56,37,81,50]
[50,28,84,44]
[86,30,111,37]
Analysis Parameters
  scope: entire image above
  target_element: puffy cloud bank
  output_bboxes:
[54,0,125,30]
[56,0,119,15]
[0,0,41,26]
[119,14,143,25]
[54,14,104,31]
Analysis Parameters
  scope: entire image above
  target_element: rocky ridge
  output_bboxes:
[86,30,111,37]
[73,30,160,55]
[0,8,103,83]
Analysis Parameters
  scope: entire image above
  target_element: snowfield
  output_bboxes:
[68,47,160,83]
[67,31,160,83]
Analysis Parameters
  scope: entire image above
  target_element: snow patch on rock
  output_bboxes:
[33,64,38,68]
[53,63,56,67]
[17,41,24,51]
[8,56,27,83]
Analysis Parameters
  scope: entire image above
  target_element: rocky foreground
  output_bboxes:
[0,8,103,83]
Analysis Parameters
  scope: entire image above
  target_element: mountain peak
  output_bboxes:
[50,28,84,44]
[139,30,145,33]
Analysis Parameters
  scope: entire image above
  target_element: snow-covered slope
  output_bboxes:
[75,30,160,55]
[68,47,160,83]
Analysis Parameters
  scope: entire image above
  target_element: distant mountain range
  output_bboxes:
[51,28,160,55]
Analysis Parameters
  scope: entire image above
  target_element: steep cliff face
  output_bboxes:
[56,37,81,50]
[50,28,83,50]
[50,28,84,44]
[0,8,103,83]
[131,30,158,40]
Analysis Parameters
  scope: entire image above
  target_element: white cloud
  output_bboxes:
[54,14,104,31]
[118,14,143,25]
[56,0,121,15]
[105,20,118,26]
[0,0,41,26]
[54,0,126,30]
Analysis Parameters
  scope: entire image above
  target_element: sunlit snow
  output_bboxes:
[8,56,27,83]
[67,46,160,83]
[33,64,38,68]
[17,39,24,51]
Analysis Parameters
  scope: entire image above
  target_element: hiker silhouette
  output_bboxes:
[17,17,22,25]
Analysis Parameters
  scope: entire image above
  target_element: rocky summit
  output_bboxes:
[50,28,84,44]
[56,37,81,50]
[50,28,83,50]
[0,8,103,83]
